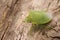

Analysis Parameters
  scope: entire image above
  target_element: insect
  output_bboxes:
[26,10,57,37]
[26,10,52,25]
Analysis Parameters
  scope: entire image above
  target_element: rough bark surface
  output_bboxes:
[0,0,60,40]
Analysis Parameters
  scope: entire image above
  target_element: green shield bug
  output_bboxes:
[26,10,52,24]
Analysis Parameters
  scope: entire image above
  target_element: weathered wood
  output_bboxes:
[0,0,60,40]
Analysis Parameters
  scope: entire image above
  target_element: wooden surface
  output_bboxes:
[0,0,60,40]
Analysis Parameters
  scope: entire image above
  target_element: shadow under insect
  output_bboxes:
[30,24,47,33]
[28,22,57,36]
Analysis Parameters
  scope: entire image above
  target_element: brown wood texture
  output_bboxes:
[0,0,60,40]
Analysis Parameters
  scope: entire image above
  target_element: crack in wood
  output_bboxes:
[1,23,9,40]
[47,0,54,11]
[0,0,19,40]
[51,36,60,39]
[19,27,24,40]
[57,0,60,4]
[14,0,19,5]
[53,7,60,14]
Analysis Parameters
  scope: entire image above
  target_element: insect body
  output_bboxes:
[26,10,52,24]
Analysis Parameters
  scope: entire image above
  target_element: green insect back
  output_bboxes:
[26,10,52,24]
